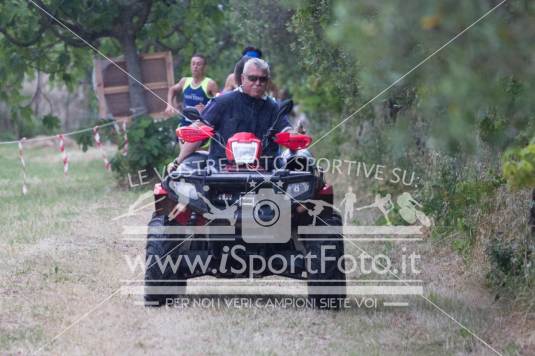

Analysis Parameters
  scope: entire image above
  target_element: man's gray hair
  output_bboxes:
[243,58,270,78]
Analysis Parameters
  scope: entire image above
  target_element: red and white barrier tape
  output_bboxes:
[57,134,69,176]
[0,121,116,145]
[93,126,111,171]
[18,138,28,195]
[2,122,127,194]
[122,121,128,156]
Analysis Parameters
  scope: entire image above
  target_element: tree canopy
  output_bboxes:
[0,0,240,137]
[1,0,534,188]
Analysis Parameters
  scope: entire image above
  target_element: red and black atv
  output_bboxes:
[144,101,346,308]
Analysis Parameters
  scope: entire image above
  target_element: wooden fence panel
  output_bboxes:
[94,51,174,120]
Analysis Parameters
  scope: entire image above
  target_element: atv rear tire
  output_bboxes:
[305,212,346,310]
[144,214,187,307]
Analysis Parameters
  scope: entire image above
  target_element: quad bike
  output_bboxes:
[144,100,346,308]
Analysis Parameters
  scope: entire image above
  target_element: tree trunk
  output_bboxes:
[118,30,148,117]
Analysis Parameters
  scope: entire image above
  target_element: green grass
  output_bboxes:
[0,143,139,353]
[0,144,127,244]
[0,325,45,352]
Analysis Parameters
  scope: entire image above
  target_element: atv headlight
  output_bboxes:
[231,141,259,164]
[169,180,198,200]
[286,182,311,199]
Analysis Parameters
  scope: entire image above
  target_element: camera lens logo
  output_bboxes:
[242,188,291,243]
[253,200,280,227]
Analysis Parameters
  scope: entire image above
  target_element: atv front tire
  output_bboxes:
[305,212,347,310]
[144,214,187,307]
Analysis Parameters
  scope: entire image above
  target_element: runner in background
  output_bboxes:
[223,47,261,92]
[223,47,279,99]
[226,55,251,90]
[165,53,219,122]
[165,54,218,149]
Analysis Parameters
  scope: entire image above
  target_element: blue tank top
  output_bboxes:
[183,77,212,107]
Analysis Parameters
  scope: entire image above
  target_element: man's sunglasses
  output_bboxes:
[245,75,268,83]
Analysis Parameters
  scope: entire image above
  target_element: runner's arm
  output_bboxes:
[174,140,203,166]
[208,79,219,97]
[268,81,280,99]
[165,78,186,115]
[223,73,236,92]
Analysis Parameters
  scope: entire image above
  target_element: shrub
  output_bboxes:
[486,236,534,306]
[41,114,61,134]
[110,116,179,184]
[418,155,504,258]
[503,142,535,190]
[487,239,531,280]
[73,118,117,152]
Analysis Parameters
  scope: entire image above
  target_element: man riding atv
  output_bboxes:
[169,58,291,170]
[146,58,346,309]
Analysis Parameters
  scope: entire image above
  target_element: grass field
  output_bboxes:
[0,143,532,355]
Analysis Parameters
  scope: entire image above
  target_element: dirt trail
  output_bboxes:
[1,147,533,355]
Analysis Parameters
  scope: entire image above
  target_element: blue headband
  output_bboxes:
[244,50,261,58]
